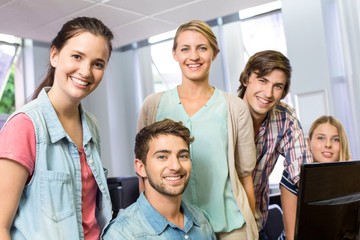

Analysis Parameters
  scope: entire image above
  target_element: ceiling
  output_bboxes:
[0,0,272,49]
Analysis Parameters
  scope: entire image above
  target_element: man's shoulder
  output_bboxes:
[272,101,298,119]
[111,203,142,225]
[103,202,153,238]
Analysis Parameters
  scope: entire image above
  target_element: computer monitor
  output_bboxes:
[107,176,139,219]
[295,160,360,240]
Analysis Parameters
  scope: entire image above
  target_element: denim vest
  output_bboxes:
[7,88,112,239]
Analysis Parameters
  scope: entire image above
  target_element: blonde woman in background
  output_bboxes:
[308,115,351,162]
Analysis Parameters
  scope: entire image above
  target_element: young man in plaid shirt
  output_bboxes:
[238,50,313,240]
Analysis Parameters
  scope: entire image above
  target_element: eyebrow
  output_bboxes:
[153,150,171,155]
[153,149,189,155]
[72,50,107,64]
[178,149,190,154]
[259,76,285,87]
[180,44,207,48]
[315,133,339,138]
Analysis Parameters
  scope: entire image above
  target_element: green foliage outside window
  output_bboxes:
[0,65,15,114]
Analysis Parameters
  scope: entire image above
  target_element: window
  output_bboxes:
[0,34,21,127]
[150,33,181,93]
[239,10,287,62]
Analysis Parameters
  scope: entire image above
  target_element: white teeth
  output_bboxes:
[165,176,181,181]
[258,98,270,104]
[188,64,201,68]
[71,77,89,86]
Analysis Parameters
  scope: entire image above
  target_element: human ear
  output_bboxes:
[134,159,147,178]
[172,50,179,62]
[50,46,59,68]
[307,138,311,148]
[243,79,249,87]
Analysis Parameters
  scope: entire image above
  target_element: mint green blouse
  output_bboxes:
[156,87,245,233]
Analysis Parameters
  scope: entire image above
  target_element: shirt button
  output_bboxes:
[184,235,189,239]
[89,159,94,164]
[99,185,104,190]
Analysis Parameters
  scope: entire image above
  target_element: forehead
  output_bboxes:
[314,123,338,134]
[176,30,209,45]
[148,135,188,151]
[62,32,110,59]
[254,69,287,85]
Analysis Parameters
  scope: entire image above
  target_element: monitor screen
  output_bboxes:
[295,160,360,240]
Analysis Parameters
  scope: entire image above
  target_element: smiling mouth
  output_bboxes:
[164,175,182,181]
[322,152,333,158]
[71,77,90,86]
[256,96,272,105]
[187,63,202,70]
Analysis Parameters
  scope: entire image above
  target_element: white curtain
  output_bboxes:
[331,0,360,159]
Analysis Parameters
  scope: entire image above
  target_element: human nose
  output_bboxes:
[263,85,274,98]
[189,49,200,61]
[78,61,91,78]
[168,156,181,171]
[325,139,332,148]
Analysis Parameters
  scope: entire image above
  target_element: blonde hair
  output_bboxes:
[172,20,220,59]
[308,115,351,161]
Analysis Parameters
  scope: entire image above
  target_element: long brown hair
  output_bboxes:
[30,17,114,100]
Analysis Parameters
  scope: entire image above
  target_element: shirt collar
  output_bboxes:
[38,87,92,145]
[137,192,199,235]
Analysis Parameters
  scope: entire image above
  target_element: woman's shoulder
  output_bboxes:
[222,91,245,104]
[221,91,249,113]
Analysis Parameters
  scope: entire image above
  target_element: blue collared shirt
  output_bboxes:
[102,192,216,240]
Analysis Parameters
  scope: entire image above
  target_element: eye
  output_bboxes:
[333,137,340,142]
[178,153,190,160]
[181,47,189,52]
[316,136,326,141]
[72,54,81,60]
[258,78,266,84]
[274,84,284,90]
[157,154,167,160]
[93,61,105,70]
[199,46,207,51]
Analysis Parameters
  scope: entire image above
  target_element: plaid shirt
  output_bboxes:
[252,101,313,230]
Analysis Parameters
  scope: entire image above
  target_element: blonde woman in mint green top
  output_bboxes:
[137,20,258,239]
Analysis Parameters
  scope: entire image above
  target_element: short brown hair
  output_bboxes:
[135,119,194,164]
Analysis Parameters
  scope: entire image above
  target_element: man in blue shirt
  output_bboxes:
[102,119,216,240]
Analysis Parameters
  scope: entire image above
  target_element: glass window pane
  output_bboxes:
[0,40,19,115]
[150,39,181,92]
[0,43,17,95]
[240,11,287,61]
